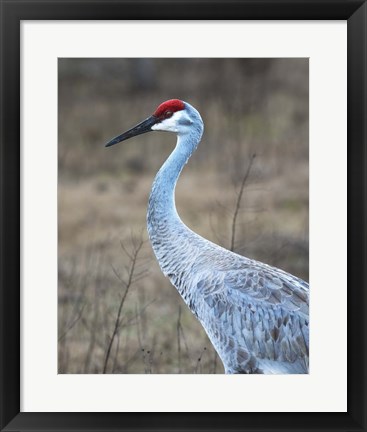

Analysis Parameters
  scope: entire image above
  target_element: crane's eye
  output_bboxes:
[164,111,173,118]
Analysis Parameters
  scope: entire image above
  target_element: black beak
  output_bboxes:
[105,115,157,147]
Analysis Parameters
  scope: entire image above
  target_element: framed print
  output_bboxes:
[1,1,366,431]
[57,57,310,377]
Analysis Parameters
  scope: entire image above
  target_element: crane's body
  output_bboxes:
[106,99,309,374]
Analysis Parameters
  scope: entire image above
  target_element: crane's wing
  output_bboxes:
[224,262,308,315]
[193,257,309,371]
[195,257,309,315]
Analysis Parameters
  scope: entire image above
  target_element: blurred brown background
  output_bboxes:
[58,58,309,374]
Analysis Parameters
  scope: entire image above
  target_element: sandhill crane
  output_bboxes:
[106,99,309,374]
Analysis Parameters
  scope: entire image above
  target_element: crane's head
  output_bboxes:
[105,99,203,147]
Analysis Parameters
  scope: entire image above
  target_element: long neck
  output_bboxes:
[147,129,202,234]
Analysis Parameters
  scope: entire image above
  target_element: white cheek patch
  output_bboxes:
[152,111,183,132]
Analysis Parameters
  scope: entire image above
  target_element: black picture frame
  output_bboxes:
[1,1,366,431]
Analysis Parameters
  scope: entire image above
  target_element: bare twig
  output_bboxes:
[119,239,133,260]
[58,302,86,342]
[102,237,145,374]
[80,316,126,372]
[145,335,157,374]
[135,303,150,373]
[230,153,256,252]
[118,298,156,331]
[179,318,190,359]
[112,332,121,373]
[212,350,218,374]
[83,256,105,373]
[177,306,182,374]
[194,347,207,374]
[208,212,228,247]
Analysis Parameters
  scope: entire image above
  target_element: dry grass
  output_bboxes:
[58,58,308,373]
